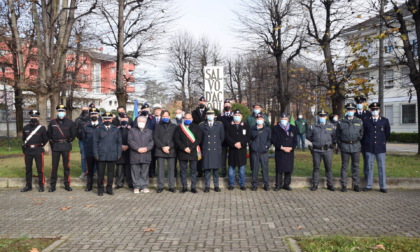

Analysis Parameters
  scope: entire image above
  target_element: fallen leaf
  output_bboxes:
[30,248,39,252]
[41,198,46,201]
[371,244,386,250]
[85,204,94,207]
[144,228,155,232]
[68,196,74,199]
[33,198,38,201]
[34,202,43,205]
[60,206,71,211]
[297,225,302,230]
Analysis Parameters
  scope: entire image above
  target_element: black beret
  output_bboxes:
[345,103,357,110]
[141,103,150,109]
[199,96,206,102]
[29,110,40,116]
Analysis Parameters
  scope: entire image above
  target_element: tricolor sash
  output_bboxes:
[180,124,201,160]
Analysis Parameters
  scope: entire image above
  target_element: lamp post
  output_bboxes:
[1,64,11,151]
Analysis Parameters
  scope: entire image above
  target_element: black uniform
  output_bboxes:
[216,111,233,177]
[47,117,76,190]
[115,124,133,188]
[22,122,48,189]
[82,122,101,190]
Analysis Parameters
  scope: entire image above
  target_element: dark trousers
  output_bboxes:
[149,150,156,177]
[50,151,71,187]
[250,152,269,187]
[97,161,115,193]
[312,150,333,186]
[197,160,203,177]
[25,153,45,187]
[115,163,132,188]
[362,151,368,180]
[204,169,219,188]
[340,151,360,187]
[157,157,176,189]
[221,146,228,176]
[275,172,291,188]
[179,160,197,189]
[86,156,97,189]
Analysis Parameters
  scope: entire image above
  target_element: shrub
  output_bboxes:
[231,103,251,120]
[389,132,418,143]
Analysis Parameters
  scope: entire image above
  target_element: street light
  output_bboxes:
[0,63,11,151]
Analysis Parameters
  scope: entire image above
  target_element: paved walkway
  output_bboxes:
[1,188,419,251]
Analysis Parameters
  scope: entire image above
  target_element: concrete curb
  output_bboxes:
[2,176,420,189]
[287,238,302,252]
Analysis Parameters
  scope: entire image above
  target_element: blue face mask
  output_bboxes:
[256,120,264,125]
[319,117,326,124]
[58,112,66,118]
[356,104,363,110]
[184,119,192,125]
[233,116,241,122]
[253,109,261,114]
[347,111,355,117]
[162,118,169,123]
[207,115,214,121]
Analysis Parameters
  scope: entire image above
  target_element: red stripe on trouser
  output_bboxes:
[67,152,71,185]
[41,153,45,185]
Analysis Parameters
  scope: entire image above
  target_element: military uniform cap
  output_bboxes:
[29,110,40,116]
[56,104,67,111]
[140,111,149,117]
[153,103,162,109]
[280,112,289,118]
[345,103,357,110]
[119,113,127,118]
[354,96,366,103]
[199,96,206,102]
[317,110,328,116]
[102,112,113,119]
[252,104,262,108]
[233,109,242,115]
[224,99,231,104]
[89,108,99,114]
[89,103,96,108]
[141,103,149,109]
[369,102,380,109]
[206,109,215,114]
[255,113,264,119]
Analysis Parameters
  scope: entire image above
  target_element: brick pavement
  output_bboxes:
[1,188,419,251]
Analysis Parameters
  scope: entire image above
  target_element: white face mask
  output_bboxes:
[138,122,146,129]
[175,114,182,119]
[372,110,379,116]
[298,115,303,119]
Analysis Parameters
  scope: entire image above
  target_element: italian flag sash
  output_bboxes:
[180,124,202,160]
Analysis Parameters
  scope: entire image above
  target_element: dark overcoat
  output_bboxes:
[93,125,122,161]
[82,123,101,157]
[116,125,131,164]
[271,124,297,173]
[225,122,251,167]
[362,116,391,153]
[199,120,225,169]
[128,127,154,164]
[153,121,177,158]
[174,123,202,161]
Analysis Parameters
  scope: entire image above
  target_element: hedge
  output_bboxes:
[389,132,418,143]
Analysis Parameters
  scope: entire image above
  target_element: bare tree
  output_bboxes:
[194,36,223,92]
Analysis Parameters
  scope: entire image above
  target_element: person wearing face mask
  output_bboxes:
[354,96,372,120]
[174,113,203,193]
[128,116,154,194]
[171,109,184,125]
[361,102,391,193]
[148,104,163,179]
[47,105,76,192]
[271,113,297,191]
[336,103,363,192]
[115,114,133,190]
[74,106,90,178]
[225,110,251,191]
[295,112,308,151]
[153,110,177,193]
[199,109,225,193]
[133,103,156,130]
[216,99,234,177]
[82,108,102,192]
[250,114,272,191]
[112,106,133,127]
[306,110,336,191]
[20,110,48,192]
[192,96,208,125]
[93,112,122,196]
[245,104,270,128]
[329,114,339,127]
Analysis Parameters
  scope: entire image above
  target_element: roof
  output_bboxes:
[86,50,116,62]
[342,4,411,35]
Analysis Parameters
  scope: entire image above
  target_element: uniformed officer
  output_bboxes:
[133,103,156,130]
[199,109,225,192]
[362,102,391,193]
[82,107,101,192]
[192,96,209,125]
[336,103,363,192]
[306,110,336,191]
[354,95,372,181]
[93,112,122,196]
[47,105,76,192]
[74,105,90,178]
[216,99,234,177]
[21,110,48,192]
[250,114,271,191]
[245,104,270,128]
[295,112,308,151]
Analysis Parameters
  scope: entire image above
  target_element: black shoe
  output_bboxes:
[157,188,164,193]
[363,188,372,192]
[341,187,347,192]
[65,186,73,192]
[221,173,227,178]
[353,185,360,192]
[115,185,123,190]
[85,187,92,192]
[106,190,114,195]
[310,185,318,191]
[240,186,246,191]
[274,187,281,191]
[191,188,198,194]
[228,186,234,191]
[128,185,134,189]
[197,173,203,178]
[282,186,291,191]
[169,188,176,193]
[214,187,221,192]
[48,186,56,192]
[380,188,387,193]
[204,187,210,193]
[251,186,257,191]
[264,185,270,191]
[327,185,335,191]
[39,187,44,192]
[181,188,188,193]
[98,192,103,196]
[21,186,32,192]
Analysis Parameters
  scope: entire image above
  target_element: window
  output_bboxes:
[112,79,116,85]
[80,74,88,81]
[402,104,416,123]
[109,101,112,106]
[129,70,134,75]
[385,105,393,125]
[401,67,412,87]
[29,68,38,76]
[384,69,394,88]
[384,36,394,53]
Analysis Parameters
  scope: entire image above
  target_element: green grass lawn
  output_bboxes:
[0,236,58,252]
[294,236,420,252]
[0,138,419,178]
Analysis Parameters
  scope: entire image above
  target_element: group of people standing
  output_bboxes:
[20,95,390,196]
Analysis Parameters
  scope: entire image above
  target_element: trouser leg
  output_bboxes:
[106,162,115,191]
[131,164,141,189]
[167,158,175,189]
[228,166,235,186]
[50,151,61,186]
[190,160,198,189]
[24,154,33,187]
[213,169,219,187]
[197,160,203,177]
[34,153,45,187]
[97,161,105,193]
[351,152,360,186]
[204,169,211,188]
[362,151,368,180]
[221,146,228,176]
[301,134,306,150]
[124,163,133,187]
[261,153,269,187]
[149,151,156,178]
[275,172,283,188]
[157,157,165,189]
[179,160,188,188]
[250,153,259,187]
[340,151,350,187]
[284,172,292,186]
[62,151,71,187]
[323,150,333,186]
[86,156,95,189]
[238,165,245,187]
[79,140,86,173]
[377,153,387,189]
[365,152,375,189]
[115,164,124,187]
[140,163,150,190]
[296,135,302,149]
[312,152,321,186]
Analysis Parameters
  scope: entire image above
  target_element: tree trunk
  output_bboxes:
[14,87,23,137]
[50,92,60,119]
[115,0,127,108]
[416,87,420,155]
